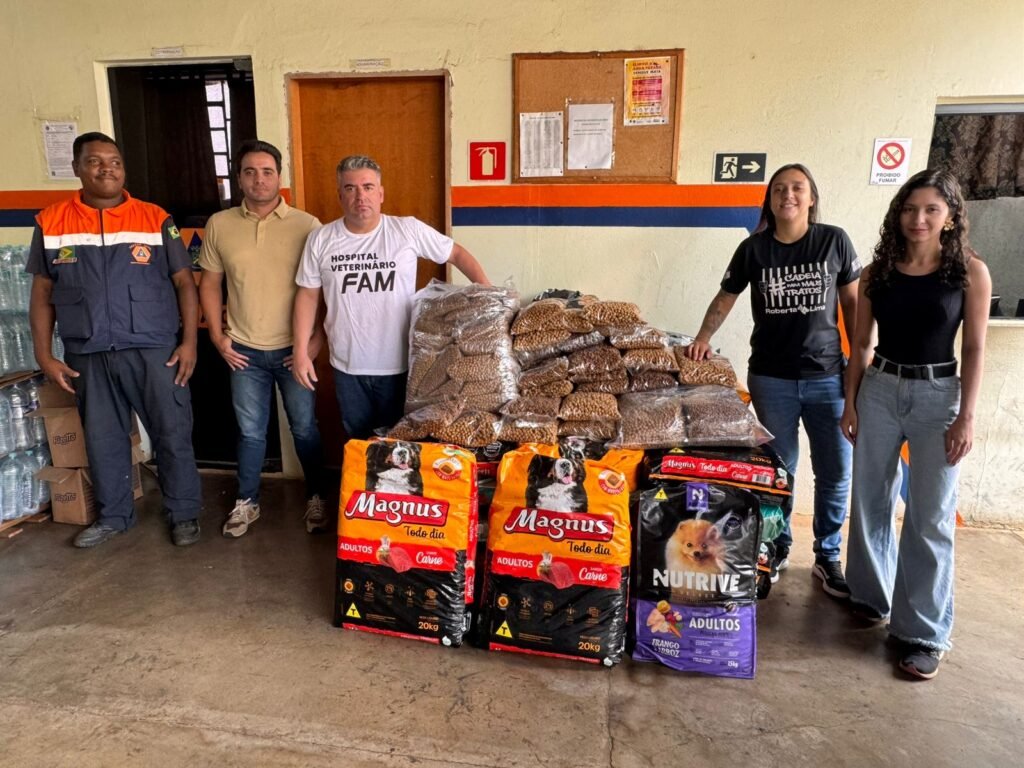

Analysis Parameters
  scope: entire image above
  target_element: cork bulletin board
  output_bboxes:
[512,49,685,183]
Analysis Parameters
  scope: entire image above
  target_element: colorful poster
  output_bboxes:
[624,57,671,126]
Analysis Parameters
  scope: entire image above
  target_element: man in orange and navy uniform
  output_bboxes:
[27,132,203,548]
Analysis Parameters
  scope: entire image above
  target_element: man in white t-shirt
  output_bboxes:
[292,155,489,439]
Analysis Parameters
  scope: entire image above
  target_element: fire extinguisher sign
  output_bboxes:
[469,141,507,181]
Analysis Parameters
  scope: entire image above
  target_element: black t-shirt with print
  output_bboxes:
[721,223,860,379]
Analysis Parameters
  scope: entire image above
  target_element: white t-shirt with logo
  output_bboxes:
[296,215,453,375]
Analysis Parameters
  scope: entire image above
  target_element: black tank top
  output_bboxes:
[872,269,964,365]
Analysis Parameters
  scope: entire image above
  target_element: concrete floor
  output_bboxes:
[1,472,1023,768]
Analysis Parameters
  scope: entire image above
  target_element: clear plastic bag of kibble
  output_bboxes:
[609,390,687,450]
[679,386,773,447]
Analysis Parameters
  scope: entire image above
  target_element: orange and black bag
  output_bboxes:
[334,439,478,647]
[480,443,636,665]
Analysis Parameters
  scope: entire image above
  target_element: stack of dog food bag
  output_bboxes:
[478,440,641,666]
[334,438,479,647]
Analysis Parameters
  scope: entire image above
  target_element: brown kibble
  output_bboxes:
[497,417,559,445]
[433,410,500,448]
[519,356,569,389]
[608,325,668,350]
[565,309,595,334]
[557,419,618,440]
[675,350,740,388]
[623,347,679,373]
[616,392,686,449]
[389,397,467,440]
[501,395,562,419]
[511,299,569,335]
[575,374,629,394]
[581,301,643,326]
[449,353,507,383]
[567,345,623,378]
[524,379,574,398]
[628,371,679,392]
[558,392,620,421]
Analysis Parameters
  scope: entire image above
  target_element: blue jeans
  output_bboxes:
[333,370,407,440]
[230,343,324,502]
[747,372,852,561]
[846,366,960,651]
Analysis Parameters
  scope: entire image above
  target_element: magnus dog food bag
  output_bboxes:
[644,445,792,599]
[335,439,478,647]
[481,443,632,666]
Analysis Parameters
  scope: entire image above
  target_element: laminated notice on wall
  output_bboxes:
[624,57,670,126]
[42,122,77,179]
[519,111,564,177]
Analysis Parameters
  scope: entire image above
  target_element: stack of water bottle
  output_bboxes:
[0,244,64,374]
[0,376,52,522]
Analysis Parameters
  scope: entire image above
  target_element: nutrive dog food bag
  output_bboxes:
[635,483,761,606]
[481,444,632,665]
[334,439,478,647]
[644,445,792,599]
[633,600,757,679]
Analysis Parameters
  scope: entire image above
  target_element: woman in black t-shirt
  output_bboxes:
[684,164,860,598]
[841,170,990,680]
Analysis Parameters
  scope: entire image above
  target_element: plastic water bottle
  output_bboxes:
[21,378,40,414]
[31,446,50,508]
[52,324,65,362]
[19,317,37,371]
[16,450,37,517]
[9,384,31,451]
[8,317,28,372]
[0,321,11,375]
[1,454,20,520]
[0,390,13,457]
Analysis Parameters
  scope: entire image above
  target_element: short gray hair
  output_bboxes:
[336,155,382,178]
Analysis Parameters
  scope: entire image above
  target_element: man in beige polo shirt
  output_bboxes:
[199,139,328,537]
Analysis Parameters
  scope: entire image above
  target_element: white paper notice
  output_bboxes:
[567,103,614,170]
[519,111,563,177]
[43,121,78,179]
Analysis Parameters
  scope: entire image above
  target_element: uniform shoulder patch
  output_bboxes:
[168,224,181,240]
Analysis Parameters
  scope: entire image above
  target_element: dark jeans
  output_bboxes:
[333,369,407,440]
[230,342,324,502]
[66,347,201,530]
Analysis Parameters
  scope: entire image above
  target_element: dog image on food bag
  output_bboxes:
[366,440,424,496]
[664,518,726,576]
[526,454,587,513]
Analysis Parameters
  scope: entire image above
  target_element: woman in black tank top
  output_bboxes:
[841,170,991,680]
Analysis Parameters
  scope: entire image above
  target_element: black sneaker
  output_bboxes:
[899,644,944,680]
[73,522,124,549]
[850,600,888,624]
[171,519,201,547]
[770,545,790,580]
[812,558,851,599]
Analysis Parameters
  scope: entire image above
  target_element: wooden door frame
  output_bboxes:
[285,71,453,237]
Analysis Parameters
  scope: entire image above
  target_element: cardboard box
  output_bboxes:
[36,403,142,469]
[37,406,88,467]
[37,446,145,526]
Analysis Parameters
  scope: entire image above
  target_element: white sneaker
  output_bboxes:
[223,498,260,538]
[304,495,328,534]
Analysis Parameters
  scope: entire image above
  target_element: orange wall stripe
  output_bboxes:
[451,184,766,208]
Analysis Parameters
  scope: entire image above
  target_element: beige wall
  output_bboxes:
[3,0,1024,522]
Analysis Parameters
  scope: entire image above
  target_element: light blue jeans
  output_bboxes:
[846,365,961,651]
[747,372,852,561]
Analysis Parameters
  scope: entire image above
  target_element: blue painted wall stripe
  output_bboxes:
[0,210,39,227]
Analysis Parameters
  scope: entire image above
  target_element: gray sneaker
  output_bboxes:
[304,495,328,534]
[171,519,201,547]
[74,522,124,548]
[223,498,260,538]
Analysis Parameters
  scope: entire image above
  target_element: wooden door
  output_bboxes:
[288,74,449,468]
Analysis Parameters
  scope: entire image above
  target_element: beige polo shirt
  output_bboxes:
[199,198,320,350]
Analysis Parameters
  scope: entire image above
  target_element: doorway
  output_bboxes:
[108,60,270,470]
[288,73,450,467]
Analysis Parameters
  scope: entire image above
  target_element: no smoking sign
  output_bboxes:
[870,137,912,185]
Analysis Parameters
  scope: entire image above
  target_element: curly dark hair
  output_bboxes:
[867,169,972,297]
